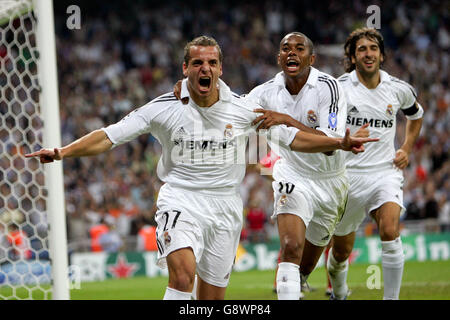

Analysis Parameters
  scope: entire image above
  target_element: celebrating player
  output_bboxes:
[247,32,351,300]
[26,36,377,300]
[326,28,423,300]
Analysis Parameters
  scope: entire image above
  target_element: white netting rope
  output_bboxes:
[0,0,52,299]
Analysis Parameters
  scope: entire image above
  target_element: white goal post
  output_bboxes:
[0,0,69,299]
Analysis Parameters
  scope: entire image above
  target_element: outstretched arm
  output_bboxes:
[393,118,423,169]
[25,129,113,163]
[289,128,378,154]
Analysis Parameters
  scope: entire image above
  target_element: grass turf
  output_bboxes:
[1,260,449,300]
[69,260,450,300]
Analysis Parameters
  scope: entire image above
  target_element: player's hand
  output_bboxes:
[25,148,63,163]
[252,109,291,130]
[173,80,188,104]
[339,128,379,154]
[353,123,370,138]
[393,149,409,169]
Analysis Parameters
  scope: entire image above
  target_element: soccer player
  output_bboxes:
[26,36,376,300]
[248,32,351,300]
[326,28,423,300]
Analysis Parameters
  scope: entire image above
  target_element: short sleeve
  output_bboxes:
[392,80,425,120]
[317,79,347,138]
[102,100,168,147]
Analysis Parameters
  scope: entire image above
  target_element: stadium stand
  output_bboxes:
[8,0,445,252]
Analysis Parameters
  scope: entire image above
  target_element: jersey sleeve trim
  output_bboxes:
[101,127,117,145]
[318,76,340,132]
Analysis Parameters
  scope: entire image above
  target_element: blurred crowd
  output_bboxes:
[1,0,449,256]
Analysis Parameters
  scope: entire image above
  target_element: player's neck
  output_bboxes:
[189,87,220,108]
[356,70,380,89]
[285,67,310,95]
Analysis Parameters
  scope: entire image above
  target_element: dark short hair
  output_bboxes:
[183,35,223,65]
[280,32,315,55]
[344,27,385,72]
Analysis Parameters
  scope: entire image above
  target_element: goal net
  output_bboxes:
[0,0,69,299]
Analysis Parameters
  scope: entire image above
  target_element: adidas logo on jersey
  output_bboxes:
[173,127,187,145]
[348,106,359,115]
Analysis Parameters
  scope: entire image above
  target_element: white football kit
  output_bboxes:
[103,79,298,287]
[248,67,348,246]
[334,70,424,236]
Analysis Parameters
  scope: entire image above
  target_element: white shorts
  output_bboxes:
[155,184,243,287]
[334,167,405,236]
[272,171,349,247]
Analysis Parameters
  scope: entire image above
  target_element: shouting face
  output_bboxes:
[183,45,222,107]
[278,33,315,79]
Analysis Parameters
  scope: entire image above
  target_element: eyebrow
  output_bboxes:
[357,43,379,49]
[281,42,306,48]
[190,58,219,64]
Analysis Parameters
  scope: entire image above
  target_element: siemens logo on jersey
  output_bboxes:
[347,116,394,128]
[177,139,235,150]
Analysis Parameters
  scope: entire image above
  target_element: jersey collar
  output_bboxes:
[277,66,319,88]
[180,78,232,103]
[350,69,391,86]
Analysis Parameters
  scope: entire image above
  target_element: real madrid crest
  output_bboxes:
[279,195,288,206]
[224,123,234,139]
[386,104,393,116]
[307,110,317,124]
[163,231,171,246]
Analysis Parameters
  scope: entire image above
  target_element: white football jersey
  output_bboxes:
[338,70,423,170]
[247,67,347,178]
[102,79,298,193]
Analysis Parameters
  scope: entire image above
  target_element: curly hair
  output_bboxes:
[344,28,385,72]
[184,35,223,65]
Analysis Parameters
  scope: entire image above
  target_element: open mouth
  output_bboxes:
[286,60,300,71]
[198,77,211,91]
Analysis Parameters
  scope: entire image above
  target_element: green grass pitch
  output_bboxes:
[1,260,449,299]
[68,260,449,300]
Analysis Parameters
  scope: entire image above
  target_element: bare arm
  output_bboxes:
[289,128,378,154]
[253,109,325,136]
[393,118,423,169]
[25,129,113,163]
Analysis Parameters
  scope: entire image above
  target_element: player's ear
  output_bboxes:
[310,54,316,66]
[351,55,356,64]
[219,63,223,77]
[277,53,281,66]
[182,62,188,77]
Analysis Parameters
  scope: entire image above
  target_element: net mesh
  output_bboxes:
[0,0,52,299]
